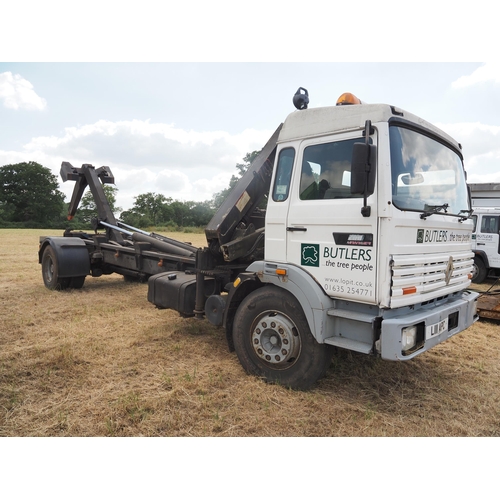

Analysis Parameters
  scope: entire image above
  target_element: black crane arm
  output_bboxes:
[61,162,123,243]
[204,124,282,258]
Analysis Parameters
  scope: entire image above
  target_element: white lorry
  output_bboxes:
[44,89,479,390]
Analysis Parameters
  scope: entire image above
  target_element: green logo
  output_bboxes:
[301,244,320,267]
[416,229,424,244]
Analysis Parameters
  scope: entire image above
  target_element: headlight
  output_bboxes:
[402,325,417,352]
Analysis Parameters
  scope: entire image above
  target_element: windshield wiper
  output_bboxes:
[420,203,449,219]
[420,205,473,222]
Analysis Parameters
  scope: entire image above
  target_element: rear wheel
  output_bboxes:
[232,287,332,390]
[472,256,488,284]
[69,276,86,289]
[41,245,70,290]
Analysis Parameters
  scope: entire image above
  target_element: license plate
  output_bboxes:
[426,318,449,340]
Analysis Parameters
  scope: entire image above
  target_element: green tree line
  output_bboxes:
[0,154,258,230]
[120,193,215,230]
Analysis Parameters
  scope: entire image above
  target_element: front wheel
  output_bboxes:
[232,287,332,390]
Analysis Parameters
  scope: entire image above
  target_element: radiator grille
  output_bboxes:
[390,251,473,307]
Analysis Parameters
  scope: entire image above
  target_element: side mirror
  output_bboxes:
[351,142,376,196]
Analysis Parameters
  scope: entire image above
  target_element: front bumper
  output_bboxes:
[380,290,479,360]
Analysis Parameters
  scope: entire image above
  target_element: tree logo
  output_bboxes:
[301,244,320,267]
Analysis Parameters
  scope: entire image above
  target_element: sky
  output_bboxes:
[1,61,499,213]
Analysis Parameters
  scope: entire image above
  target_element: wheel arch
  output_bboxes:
[39,237,90,277]
[226,261,333,348]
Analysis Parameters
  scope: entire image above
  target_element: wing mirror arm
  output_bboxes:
[351,120,376,217]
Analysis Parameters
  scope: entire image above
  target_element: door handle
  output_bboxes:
[477,243,485,246]
[287,227,307,232]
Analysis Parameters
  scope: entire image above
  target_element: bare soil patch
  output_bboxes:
[1,228,499,436]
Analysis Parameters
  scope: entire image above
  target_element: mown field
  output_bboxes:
[1,228,499,437]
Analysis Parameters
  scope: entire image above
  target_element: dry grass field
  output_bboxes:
[1,228,499,437]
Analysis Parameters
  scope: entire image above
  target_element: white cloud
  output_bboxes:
[3,118,273,210]
[155,170,190,194]
[0,71,47,110]
[23,119,270,169]
[451,63,500,89]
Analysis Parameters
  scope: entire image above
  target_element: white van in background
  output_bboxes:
[471,206,500,283]
[469,183,500,283]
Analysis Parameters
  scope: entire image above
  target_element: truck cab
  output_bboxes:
[266,96,474,308]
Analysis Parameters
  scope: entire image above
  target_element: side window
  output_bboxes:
[299,137,364,201]
[272,148,295,202]
[480,216,499,234]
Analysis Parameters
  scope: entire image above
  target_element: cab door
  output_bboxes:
[285,131,378,304]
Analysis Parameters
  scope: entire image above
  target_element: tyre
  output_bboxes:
[232,286,332,390]
[41,245,70,290]
[69,276,86,289]
[472,256,488,284]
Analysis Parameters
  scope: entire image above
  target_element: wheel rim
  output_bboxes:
[44,256,54,284]
[250,311,301,368]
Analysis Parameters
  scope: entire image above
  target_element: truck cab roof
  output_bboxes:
[278,103,461,152]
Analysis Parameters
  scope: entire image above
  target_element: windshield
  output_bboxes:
[390,125,469,215]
